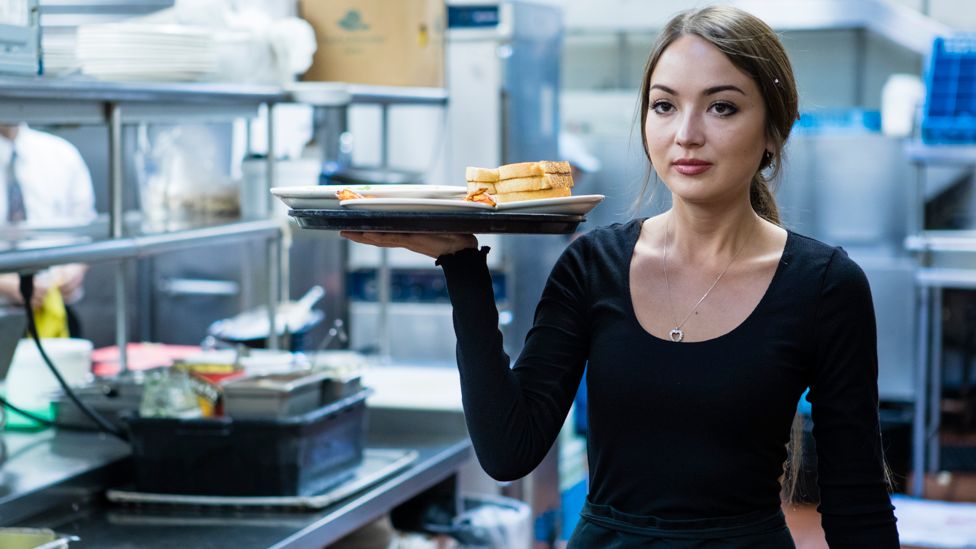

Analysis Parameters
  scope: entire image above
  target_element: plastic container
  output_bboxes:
[922,34,976,144]
[792,109,881,134]
[122,389,370,496]
[6,338,92,412]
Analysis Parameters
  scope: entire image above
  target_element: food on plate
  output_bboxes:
[465,166,499,194]
[497,160,570,180]
[492,186,571,204]
[464,160,575,204]
[335,189,365,200]
[464,187,497,207]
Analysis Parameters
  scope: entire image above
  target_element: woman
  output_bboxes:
[342,6,899,547]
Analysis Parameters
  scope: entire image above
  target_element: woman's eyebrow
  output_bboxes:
[705,85,746,96]
[649,84,746,96]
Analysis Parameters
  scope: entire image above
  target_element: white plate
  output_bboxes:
[272,185,467,209]
[340,198,493,212]
[494,194,605,215]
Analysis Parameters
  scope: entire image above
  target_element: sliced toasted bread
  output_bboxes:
[498,160,571,180]
[467,181,497,194]
[465,166,499,182]
[493,173,574,194]
[493,187,572,203]
[538,160,571,174]
[498,161,544,180]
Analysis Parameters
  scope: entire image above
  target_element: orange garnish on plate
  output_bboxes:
[336,189,365,200]
[465,188,496,207]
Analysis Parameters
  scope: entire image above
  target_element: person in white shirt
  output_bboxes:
[0,124,97,335]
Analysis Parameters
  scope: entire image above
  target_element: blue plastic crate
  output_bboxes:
[793,109,881,134]
[922,34,976,144]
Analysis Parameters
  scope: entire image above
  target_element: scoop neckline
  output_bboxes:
[624,218,794,346]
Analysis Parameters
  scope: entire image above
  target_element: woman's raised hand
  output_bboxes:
[339,232,478,259]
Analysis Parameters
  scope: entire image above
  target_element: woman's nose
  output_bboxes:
[675,112,704,148]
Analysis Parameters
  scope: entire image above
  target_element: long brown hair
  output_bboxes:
[637,6,805,501]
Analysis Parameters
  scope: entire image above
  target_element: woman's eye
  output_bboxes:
[652,100,674,114]
[710,102,739,116]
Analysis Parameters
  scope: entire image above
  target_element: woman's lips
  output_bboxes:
[672,160,712,176]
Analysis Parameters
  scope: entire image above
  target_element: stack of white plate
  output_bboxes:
[42,29,80,76]
[76,23,217,81]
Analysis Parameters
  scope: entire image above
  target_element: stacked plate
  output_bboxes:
[271,184,605,215]
[42,29,80,76]
[76,23,217,81]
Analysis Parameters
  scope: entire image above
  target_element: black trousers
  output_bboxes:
[567,501,796,548]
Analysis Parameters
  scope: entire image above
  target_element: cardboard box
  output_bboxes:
[300,0,445,88]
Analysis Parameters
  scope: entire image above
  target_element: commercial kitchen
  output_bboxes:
[1,0,975,547]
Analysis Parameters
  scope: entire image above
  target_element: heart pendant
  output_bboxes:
[669,328,684,343]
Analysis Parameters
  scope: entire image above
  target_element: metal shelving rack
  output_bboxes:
[905,141,976,497]
[0,75,288,370]
[296,82,449,359]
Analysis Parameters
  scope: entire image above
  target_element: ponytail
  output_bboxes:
[750,176,780,226]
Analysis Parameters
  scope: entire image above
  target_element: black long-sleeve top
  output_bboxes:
[436,219,898,547]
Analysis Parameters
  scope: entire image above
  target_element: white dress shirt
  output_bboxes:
[0,125,96,226]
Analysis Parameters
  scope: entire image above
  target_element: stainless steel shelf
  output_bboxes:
[0,218,283,273]
[0,76,284,124]
[0,78,448,123]
[0,76,284,103]
[12,408,474,549]
[905,231,976,253]
[348,84,448,106]
[565,0,950,56]
[905,141,976,165]
[916,267,976,289]
[286,82,449,107]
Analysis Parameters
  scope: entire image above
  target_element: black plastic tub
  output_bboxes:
[122,389,370,496]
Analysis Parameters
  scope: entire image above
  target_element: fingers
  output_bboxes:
[340,231,407,248]
[339,231,479,259]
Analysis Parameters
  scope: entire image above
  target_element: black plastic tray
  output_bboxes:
[289,209,584,234]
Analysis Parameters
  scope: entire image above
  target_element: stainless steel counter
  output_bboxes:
[2,407,473,548]
[0,430,131,526]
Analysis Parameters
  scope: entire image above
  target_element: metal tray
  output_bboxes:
[289,209,584,234]
[106,448,417,509]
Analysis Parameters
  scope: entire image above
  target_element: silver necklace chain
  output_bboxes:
[663,214,754,343]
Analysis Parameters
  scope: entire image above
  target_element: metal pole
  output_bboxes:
[108,102,128,374]
[265,103,277,217]
[913,283,930,497]
[853,28,866,107]
[267,236,280,351]
[266,103,289,307]
[377,104,391,358]
[928,287,943,472]
[264,103,282,351]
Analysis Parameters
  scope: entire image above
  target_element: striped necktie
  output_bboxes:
[6,150,25,222]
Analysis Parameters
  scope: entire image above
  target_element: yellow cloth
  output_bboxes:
[34,286,69,338]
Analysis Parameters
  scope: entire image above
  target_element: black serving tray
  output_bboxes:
[289,209,585,234]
